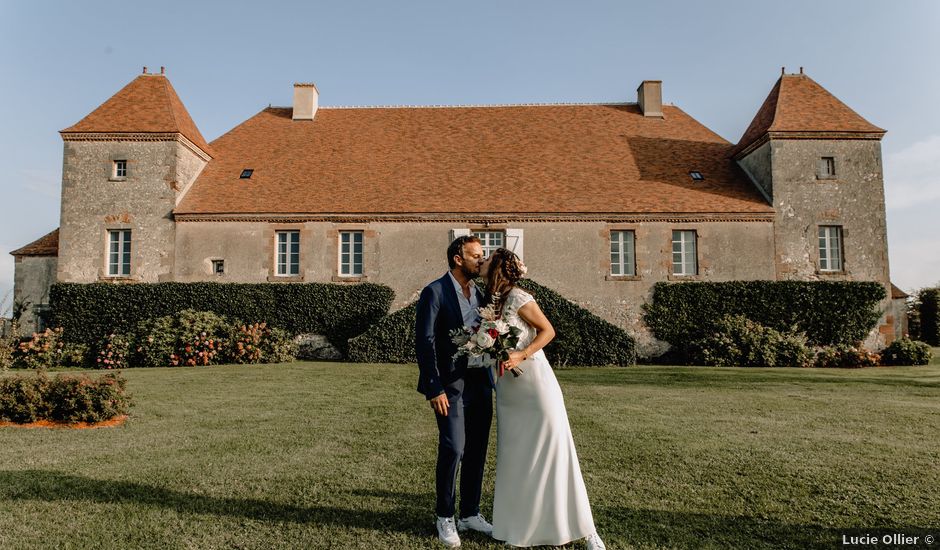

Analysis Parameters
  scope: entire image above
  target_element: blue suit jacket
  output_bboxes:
[415,272,491,400]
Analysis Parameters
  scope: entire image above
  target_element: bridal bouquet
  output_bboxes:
[450,294,525,377]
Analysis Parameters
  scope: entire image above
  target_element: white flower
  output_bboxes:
[473,331,495,349]
[478,303,499,322]
[494,320,510,334]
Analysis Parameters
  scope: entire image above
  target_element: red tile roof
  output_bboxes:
[61,74,211,155]
[732,73,884,157]
[890,283,909,299]
[10,228,59,257]
[175,103,773,216]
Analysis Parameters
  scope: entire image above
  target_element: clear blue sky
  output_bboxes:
[1,0,938,314]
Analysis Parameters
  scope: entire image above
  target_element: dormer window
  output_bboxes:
[113,160,127,178]
[689,171,704,181]
[240,169,253,179]
[818,157,836,179]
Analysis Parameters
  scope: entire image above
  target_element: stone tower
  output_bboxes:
[57,68,211,284]
[732,70,896,342]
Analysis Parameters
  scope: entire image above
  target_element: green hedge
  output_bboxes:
[49,282,394,354]
[0,371,131,424]
[919,288,940,346]
[347,303,419,364]
[643,281,886,348]
[348,279,636,367]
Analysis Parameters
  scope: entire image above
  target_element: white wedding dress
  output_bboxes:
[491,287,597,547]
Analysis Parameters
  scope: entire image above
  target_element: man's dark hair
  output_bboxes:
[447,235,482,269]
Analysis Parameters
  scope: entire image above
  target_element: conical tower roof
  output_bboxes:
[732,72,884,158]
[61,72,211,155]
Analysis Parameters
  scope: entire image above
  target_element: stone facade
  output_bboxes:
[174,219,776,357]
[57,139,207,283]
[736,137,895,345]
[11,255,58,334]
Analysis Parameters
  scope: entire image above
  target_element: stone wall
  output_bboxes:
[175,219,776,357]
[57,140,206,283]
[738,137,896,345]
[12,255,58,334]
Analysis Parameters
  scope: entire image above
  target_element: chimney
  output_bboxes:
[637,80,663,118]
[292,83,319,121]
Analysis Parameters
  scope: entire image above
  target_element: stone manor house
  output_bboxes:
[10,68,906,354]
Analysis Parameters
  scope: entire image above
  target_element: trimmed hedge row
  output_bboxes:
[348,279,637,367]
[0,371,131,424]
[643,281,886,348]
[49,282,394,354]
[919,288,940,346]
[347,303,419,364]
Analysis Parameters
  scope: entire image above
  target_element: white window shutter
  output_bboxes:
[449,228,471,242]
[505,228,524,261]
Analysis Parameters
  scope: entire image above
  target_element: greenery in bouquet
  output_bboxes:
[449,294,523,376]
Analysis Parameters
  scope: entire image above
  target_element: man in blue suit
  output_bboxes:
[416,235,495,547]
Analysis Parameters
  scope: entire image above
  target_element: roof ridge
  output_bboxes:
[275,101,646,110]
[160,76,182,136]
[769,76,784,131]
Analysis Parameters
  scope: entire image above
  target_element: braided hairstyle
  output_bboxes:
[484,248,527,315]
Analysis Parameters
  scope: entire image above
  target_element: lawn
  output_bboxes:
[1,359,939,549]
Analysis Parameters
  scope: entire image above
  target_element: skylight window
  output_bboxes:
[689,171,704,181]
[240,169,254,179]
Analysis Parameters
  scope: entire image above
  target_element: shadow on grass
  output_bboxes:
[0,470,431,536]
[3,471,933,549]
[597,505,934,550]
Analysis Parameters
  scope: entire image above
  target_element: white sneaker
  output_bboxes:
[585,531,606,550]
[457,513,494,536]
[436,516,461,547]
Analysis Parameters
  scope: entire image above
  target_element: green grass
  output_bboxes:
[2,360,939,549]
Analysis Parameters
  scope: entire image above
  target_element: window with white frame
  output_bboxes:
[108,229,132,277]
[610,230,636,276]
[212,259,225,275]
[276,231,300,276]
[818,226,843,272]
[473,231,504,258]
[671,230,697,276]
[113,160,127,178]
[339,231,364,277]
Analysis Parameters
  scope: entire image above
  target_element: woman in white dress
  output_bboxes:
[480,248,606,550]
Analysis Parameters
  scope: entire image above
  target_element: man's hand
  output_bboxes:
[430,393,450,416]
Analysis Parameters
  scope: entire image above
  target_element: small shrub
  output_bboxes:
[690,315,812,368]
[918,288,940,346]
[44,372,131,423]
[171,333,224,367]
[231,322,266,364]
[61,342,90,369]
[814,345,880,368]
[0,320,20,371]
[13,327,66,369]
[880,338,932,366]
[133,310,233,368]
[95,333,131,370]
[134,315,177,368]
[258,327,297,363]
[224,322,297,364]
[0,372,49,423]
